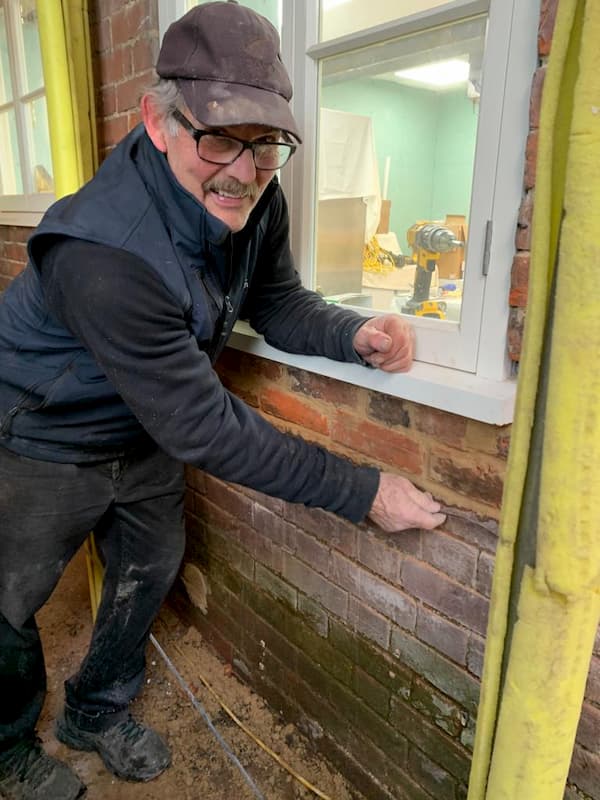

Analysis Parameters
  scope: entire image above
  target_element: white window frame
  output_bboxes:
[157,0,540,423]
[0,0,54,227]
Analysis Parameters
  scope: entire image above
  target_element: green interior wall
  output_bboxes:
[322,78,478,252]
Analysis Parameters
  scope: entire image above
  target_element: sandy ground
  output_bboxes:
[35,551,364,800]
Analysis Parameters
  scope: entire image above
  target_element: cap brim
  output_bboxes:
[178,79,302,143]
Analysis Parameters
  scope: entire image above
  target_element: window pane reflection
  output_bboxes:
[17,0,44,94]
[0,109,23,194]
[24,96,53,193]
[0,7,13,105]
[315,15,487,323]
[320,0,453,43]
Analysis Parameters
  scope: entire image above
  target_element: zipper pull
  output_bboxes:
[224,295,233,313]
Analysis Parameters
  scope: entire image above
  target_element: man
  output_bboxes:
[0,3,445,798]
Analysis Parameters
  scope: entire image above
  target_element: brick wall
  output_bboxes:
[2,0,599,797]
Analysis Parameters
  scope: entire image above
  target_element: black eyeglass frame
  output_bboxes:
[172,109,297,171]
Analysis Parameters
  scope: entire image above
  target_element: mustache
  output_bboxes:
[202,177,260,201]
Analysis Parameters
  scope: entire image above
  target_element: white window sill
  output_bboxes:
[0,210,45,227]
[229,322,516,425]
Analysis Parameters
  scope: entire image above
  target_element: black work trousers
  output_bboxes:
[0,442,185,752]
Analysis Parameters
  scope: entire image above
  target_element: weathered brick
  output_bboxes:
[508,306,526,361]
[412,406,468,450]
[329,619,412,698]
[297,593,329,637]
[389,695,472,783]
[584,655,600,706]
[367,393,411,427]
[416,606,469,666]
[430,450,505,508]
[529,65,546,129]
[353,666,391,719]
[204,528,255,582]
[255,563,297,610]
[286,526,330,576]
[282,553,348,620]
[401,558,488,636]
[260,386,330,435]
[539,0,559,56]
[288,367,359,408]
[465,420,511,460]
[576,702,600,755]
[476,550,495,598]
[115,72,152,113]
[253,503,295,548]
[524,129,539,190]
[359,569,417,631]
[422,530,478,586]
[509,251,530,307]
[286,505,358,558]
[357,528,402,582]
[467,634,486,678]
[568,743,600,800]
[349,596,391,650]
[330,551,361,596]
[332,410,423,474]
[204,475,254,522]
[408,746,457,800]
[390,626,480,715]
[410,678,466,737]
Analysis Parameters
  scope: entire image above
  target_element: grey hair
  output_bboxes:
[142,77,185,136]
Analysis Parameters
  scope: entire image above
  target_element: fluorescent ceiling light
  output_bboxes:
[395,58,470,88]
[323,0,352,9]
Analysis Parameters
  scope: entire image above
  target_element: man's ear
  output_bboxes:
[141,94,168,153]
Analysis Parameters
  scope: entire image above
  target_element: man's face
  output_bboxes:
[161,112,278,233]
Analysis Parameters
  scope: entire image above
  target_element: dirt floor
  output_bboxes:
[36,550,364,800]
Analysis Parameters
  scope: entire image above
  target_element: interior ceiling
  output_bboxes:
[322,0,453,41]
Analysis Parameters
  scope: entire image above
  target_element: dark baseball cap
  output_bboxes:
[156,1,301,142]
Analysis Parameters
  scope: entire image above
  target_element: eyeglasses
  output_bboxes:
[172,109,296,171]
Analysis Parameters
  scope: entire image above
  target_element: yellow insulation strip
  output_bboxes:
[467,1,580,793]
[486,569,600,798]
[470,1,600,797]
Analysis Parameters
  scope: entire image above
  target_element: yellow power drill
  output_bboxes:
[402,222,464,319]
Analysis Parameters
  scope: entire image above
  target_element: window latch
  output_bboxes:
[482,219,493,276]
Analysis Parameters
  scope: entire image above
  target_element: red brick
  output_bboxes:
[99,84,117,117]
[288,367,359,409]
[529,66,546,129]
[115,72,152,113]
[430,450,504,508]
[538,0,559,57]
[412,406,468,450]
[524,130,539,189]
[568,743,600,799]
[100,114,130,148]
[416,606,469,666]
[95,16,112,52]
[464,420,511,460]
[132,38,156,74]
[332,410,423,474]
[4,242,26,261]
[285,504,358,558]
[219,372,259,408]
[100,47,131,85]
[401,558,489,636]
[111,4,148,45]
[509,252,530,307]
[260,386,329,435]
[585,655,600,706]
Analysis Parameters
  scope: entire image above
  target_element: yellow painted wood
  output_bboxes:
[37,1,102,616]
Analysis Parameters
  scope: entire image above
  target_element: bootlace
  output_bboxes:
[113,716,147,744]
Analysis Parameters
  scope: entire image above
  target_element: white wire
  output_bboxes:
[149,633,267,800]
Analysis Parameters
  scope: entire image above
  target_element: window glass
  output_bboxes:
[188,0,281,31]
[315,14,486,324]
[0,108,23,194]
[24,95,53,192]
[0,7,13,103]
[16,0,44,94]
[320,0,452,43]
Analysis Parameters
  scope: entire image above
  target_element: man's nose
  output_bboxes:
[227,147,257,183]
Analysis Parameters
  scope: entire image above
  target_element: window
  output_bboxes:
[0,0,54,225]
[158,0,540,422]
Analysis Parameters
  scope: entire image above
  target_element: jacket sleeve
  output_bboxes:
[241,186,371,363]
[40,238,380,523]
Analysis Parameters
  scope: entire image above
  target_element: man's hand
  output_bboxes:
[368,473,446,532]
[353,314,414,372]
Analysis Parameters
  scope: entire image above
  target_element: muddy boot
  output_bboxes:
[55,706,170,783]
[0,736,86,800]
